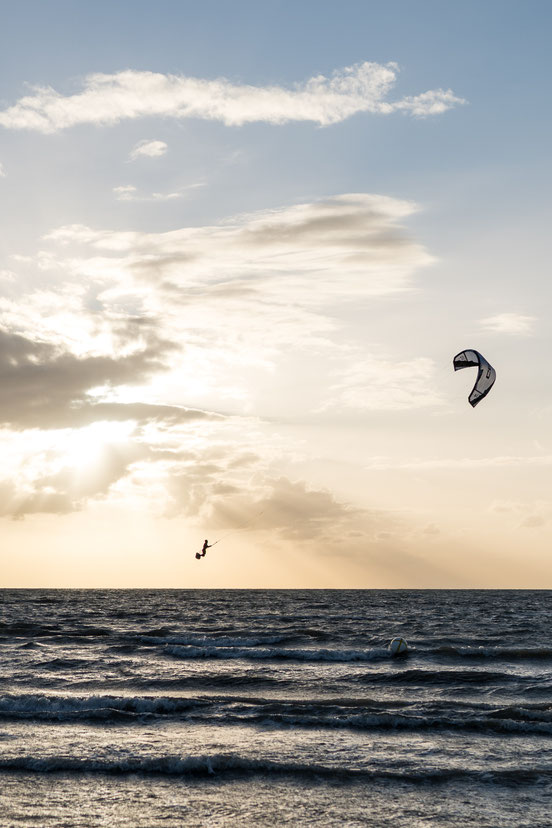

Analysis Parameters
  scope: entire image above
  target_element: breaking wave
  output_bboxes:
[165,644,389,662]
[0,693,550,734]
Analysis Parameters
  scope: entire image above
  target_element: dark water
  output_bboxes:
[0,589,551,826]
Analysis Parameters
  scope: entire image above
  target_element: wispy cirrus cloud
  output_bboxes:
[480,312,536,336]
[129,139,168,160]
[0,62,465,133]
[47,193,433,302]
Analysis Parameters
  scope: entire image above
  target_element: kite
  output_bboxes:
[453,349,496,407]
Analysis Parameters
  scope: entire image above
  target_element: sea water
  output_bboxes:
[0,589,551,826]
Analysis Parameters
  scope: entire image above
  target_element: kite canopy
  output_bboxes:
[453,349,496,407]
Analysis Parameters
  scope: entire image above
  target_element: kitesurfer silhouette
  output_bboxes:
[195,539,212,560]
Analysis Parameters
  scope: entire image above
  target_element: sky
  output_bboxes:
[1,0,551,587]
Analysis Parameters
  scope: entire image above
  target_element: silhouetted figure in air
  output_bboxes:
[195,539,212,560]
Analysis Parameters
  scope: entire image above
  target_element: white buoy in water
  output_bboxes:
[388,637,408,656]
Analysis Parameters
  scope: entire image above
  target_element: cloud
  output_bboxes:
[167,468,406,547]
[480,312,536,336]
[113,183,202,202]
[36,194,434,409]
[189,473,464,586]
[113,184,138,201]
[0,408,237,518]
[521,514,546,529]
[322,355,444,411]
[129,139,168,160]
[47,193,433,300]
[490,499,552,531]
[0,162,5,177]
[207,476,360,540]
[0,420,153,517]
[21,192,436,422]
[0,326,211,430]
[0,63,465,133]
[0,192,437,519]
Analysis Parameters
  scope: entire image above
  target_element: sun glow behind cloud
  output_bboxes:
[61,420,137,467]
[0,191,443,546]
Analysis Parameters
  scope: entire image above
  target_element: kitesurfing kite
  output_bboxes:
[453,349,496,407]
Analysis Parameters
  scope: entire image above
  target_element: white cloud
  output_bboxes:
[113,184,184,202]
[113,184,138,201]
[35,193,434,413]
[0,192,438,517]
[129,139,168,160]
[47,192,433,301]
[480,312,536,336]
[0,162,5,177]
[151,191,182,201]
[0,63,465,133]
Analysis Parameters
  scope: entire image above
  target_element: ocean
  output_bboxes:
[0,589,551,826]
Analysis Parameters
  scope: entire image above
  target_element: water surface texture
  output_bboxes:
[0,589,551,826]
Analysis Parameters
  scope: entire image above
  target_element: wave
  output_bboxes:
[0,626,112,643]
[32,658,98,671]
[0,752,549,786]
[146,634,301,649]
[0,693,203,721]
[161,641,552,664]
[359,668,528,686]
[236,711,552,736]
[434,645,552,661]
[127,674,295,691]
[165,644,389,663]
[1,693,551,735]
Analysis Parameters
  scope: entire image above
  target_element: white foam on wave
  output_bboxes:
[2,692,551,735]
[0,693,201,720]
[436,645,552,659]
[164,644,389,662]
[142,634,295,648]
